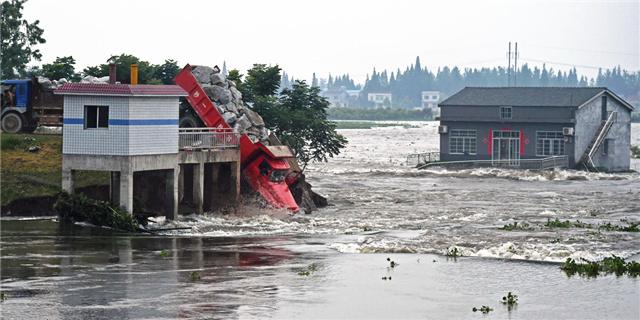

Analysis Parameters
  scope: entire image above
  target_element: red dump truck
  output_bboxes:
[175,65,299,212]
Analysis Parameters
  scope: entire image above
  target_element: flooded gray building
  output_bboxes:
[438,87,634,172]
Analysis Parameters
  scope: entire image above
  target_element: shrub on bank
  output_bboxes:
[54,192,137,232]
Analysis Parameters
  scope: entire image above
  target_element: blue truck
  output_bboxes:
[1,78,63,133]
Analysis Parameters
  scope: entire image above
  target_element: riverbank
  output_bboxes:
[1,133,108,216]
[333,120,419,129]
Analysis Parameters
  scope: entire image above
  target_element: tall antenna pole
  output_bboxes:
[507,42,512,86]
[514,42,518,86]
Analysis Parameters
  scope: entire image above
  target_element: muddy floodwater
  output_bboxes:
[1,122,639,319]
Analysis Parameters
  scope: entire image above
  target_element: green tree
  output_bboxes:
[241,64,281,103]
[82,54,157,84]
[1,0,46,78]
[227,69,243,83]
[236,64,346,170]
[154,59,180,84]
[82,65,105,77]
[42,56,79,80]
[271,81,347,170]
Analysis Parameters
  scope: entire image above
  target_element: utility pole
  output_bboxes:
[514,42,519,86]
[507,42,512,86]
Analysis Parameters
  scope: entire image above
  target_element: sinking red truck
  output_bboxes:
[175,65,299,212]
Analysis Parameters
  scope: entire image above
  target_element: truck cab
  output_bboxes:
[1,80,31,133]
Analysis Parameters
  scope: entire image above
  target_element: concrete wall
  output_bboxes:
[575,93,631,171]
[127,97,179,155]
[63,96,129,155]
[62,95,179,156]
[439,121,574,162]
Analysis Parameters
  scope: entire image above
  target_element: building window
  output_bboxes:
[84,105,109,129]
[450,129,477,155]
[536,131,564,156]
[500,106,512,119]
[431,95,438,100]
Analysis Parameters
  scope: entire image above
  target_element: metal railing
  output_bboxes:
[418,155,569,170]
[178,127,239,150]
[406,151,440,166]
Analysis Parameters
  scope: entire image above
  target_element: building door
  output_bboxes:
[492,130,520,166]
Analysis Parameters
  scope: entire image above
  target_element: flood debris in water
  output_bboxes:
[561,256,640,277]
[296,263,319,276]
[445,247,461,258]
[501,292,519,308]
[499,218,639,232]
[501,221,534,231]
[472,305,493,314]
[189,271,201,281]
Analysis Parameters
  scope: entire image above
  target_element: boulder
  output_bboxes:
[244,107,265,127]
[192,66,215,84]
[222,112,237,124]
[230,87,243,101]
[215,104,225,115]
[202,85,231,105]
[37,76,53,88]
[259,127,270,139]
[224,102,238,114]
[235,114,252,132]
[210,73,226,85]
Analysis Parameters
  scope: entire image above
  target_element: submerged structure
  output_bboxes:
[437,87,633,172]
[56,83,241,219]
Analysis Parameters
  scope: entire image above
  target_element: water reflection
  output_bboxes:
[1,220,295,319]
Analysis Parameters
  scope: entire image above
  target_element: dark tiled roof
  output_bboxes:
[439,87,607,107]
[54,83,187,97]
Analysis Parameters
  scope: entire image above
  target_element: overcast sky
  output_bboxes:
[23,0,639,83]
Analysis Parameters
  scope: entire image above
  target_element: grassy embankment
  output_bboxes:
[1,134,108,214]
[334,121,420,129]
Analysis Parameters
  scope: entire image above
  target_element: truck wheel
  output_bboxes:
[1,112,24,133]
[179,112,203,128]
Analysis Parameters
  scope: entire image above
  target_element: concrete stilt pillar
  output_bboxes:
[230,161,241,203]
[178,164,184,204]
[61,169,75,194]
[119,169,134,214]
[206,163,220,210]
[110,171,121,204]
[193,162,204,214]
[166,166,179,220]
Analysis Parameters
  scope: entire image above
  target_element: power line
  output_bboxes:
[520,58,631,70]
[524,43,639,57]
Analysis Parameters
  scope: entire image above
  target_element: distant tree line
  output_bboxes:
[321,56,640,109]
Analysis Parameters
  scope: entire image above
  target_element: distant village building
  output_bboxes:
[421,90,440,115]
[368,93,392,108]
[345,89,361,100]
[322,87,350,108]
[321,87,362,108]
[438,87,633,172]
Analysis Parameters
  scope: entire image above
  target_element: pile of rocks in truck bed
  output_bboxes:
[191,65,269,143]
[36,75,109,89]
